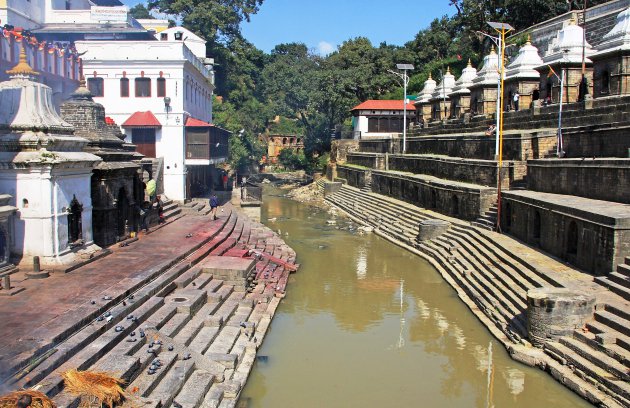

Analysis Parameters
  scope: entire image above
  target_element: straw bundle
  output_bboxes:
[61,369,127,408]
[0,389,56,408]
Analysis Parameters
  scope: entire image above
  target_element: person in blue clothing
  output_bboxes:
[209,193,219,220]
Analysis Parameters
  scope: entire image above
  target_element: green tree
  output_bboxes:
[129,3,155,19]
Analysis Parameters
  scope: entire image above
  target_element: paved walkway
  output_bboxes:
[0,213,227,369]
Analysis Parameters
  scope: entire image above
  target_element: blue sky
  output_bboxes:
[121,1,455,54]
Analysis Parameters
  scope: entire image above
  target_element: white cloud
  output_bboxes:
[317,41,335,56]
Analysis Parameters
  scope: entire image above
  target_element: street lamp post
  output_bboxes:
[389,63,414,153]
[487,22,514,232]
[475,31,503,158]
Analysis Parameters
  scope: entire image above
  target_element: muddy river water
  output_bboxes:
[240,189,591,407]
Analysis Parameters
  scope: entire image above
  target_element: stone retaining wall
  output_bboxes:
[527,158,630,203]
[358,138,399,154]
[371,170,497,220]
[336,165,368,189]
[562,125,630,158]
[346,153,386,170]
[387,154,521,188]
[406,131,557,161]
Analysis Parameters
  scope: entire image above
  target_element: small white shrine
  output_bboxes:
[0,49,101,268]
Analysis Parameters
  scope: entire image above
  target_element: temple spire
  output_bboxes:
[6,46,39,78]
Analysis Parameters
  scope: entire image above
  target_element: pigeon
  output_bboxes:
[114,326,124,332]
[90,300,96,305]
[185,233,193,238]
[148,369,155,375]
[130,331,136,337]
[97,316,104,322]
[122,301,127,306]
[129,295,135,300]
[173,401,183,408]
[168,345,174,351]
[192,282,196,286]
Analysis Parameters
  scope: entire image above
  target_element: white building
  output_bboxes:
[1,0,153,42]
[351,100,416,139]
[76,26,226,202]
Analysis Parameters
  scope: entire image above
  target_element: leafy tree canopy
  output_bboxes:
[129,3,155,19]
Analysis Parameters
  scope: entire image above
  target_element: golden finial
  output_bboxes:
[428,73,432,80]
[490,46,496,54]
[446,66,451,74]
[526,34,532,45]
[467,58,472,67]
[6,46,38,77]
[568,16,576,25]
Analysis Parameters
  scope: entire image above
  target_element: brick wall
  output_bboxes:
[346,153,386,170]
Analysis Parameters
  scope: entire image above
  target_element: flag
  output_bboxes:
[547,65,557,78]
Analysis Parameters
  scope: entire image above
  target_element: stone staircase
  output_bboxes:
[359,176,372,193]
[471,202,497,231]
[181,200,212,216]
[595,257,630,302]
[161,198,182,221]
[323,182,630,407]
[10,205,297,408]
[545,303,630,407]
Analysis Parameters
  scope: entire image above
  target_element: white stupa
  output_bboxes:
[430,67,456,101]
[593,7,630,57]
[471,48,501,87]
[416,73,437,104]
[506,37,544,80]
[451,60,478,95]
[542,18,594,65]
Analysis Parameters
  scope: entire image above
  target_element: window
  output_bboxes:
[160,33,168,41]
[186,129,209,159]
[174,31,183,41]
[157,78,166,97]
[135,78,151,97]
[120,78,129,97]
[87,77,104,97]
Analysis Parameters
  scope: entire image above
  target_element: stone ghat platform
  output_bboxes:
[337,165,497,221]
[320,180,630,407]
[0,203,298,408]
[502,190,630,276]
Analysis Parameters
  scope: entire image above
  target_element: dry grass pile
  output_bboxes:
[0,389,56,408]
[61,369,127,408]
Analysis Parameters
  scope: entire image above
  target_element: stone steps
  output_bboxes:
[15,205,299,408]
[544,341,630,407]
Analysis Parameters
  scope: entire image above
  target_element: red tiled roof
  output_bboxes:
[351,100,416,111]
[121,111,162,128]
[185,116,213,127]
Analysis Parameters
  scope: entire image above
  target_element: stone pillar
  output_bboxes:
[527,287,596,347]
[417,219,451,241]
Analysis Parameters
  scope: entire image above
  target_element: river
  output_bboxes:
[240,188,591,408]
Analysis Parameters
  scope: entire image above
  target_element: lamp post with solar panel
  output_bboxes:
[389,63,414,153]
